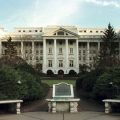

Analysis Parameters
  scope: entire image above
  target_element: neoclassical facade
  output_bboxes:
[0,26,120,74]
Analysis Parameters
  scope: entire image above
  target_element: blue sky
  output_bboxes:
[0,0,120,31]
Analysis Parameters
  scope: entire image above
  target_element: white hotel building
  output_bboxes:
[0,26,120,74]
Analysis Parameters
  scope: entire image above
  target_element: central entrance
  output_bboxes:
[58,70,64,78]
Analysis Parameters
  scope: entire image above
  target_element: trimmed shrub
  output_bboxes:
[93,67,120,100]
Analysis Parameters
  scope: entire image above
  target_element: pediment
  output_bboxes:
[53,27,79,37]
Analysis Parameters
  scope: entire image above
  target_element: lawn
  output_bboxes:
[41,80,76,87]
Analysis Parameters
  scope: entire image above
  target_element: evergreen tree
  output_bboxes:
[98,23,118,69]
[5,37,17,56]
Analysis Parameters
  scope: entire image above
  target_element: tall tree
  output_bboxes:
[98,23,118,69]
[5,37,17,56]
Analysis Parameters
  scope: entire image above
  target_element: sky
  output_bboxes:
[0,0,120,31]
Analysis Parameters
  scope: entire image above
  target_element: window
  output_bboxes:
[84,30,86,33]
[29,30,32,32]
[83,56,86,61]
[40,56,43,60]
[93,50,96,54]
[39,42,43,46]
[57,31,64,35]
[40,50,43,54]
[59,48,62,54]
[48,60,52,67]
[79,57,81,60]
[30,56,32,60]
[23,30,25,32]
[25,50,28,53]
[79,50,81,55]
[49,48,52,54]
[59,60,63,67]
[30,49,32,53]
[35,30,38,32]
[40,30,42,32]
[18,30,21,32]
[36,43,39,47]
[83,50,86,55]
[36,56,39,60]
[89,57,92,60]
[96,31,98,33]
[70,48,73,54]
[69,60,74,67]
[36,50,39,54]
[90,31,92,33]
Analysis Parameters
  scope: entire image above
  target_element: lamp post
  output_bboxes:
[108,82,113,99]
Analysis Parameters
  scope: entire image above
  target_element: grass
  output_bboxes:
[41,80,76,87]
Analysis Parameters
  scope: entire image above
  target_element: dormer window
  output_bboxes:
[35,30,38,32]
[54,33,56,35]
[23,30,25,32]
[90,31,92,33]
[84,30,86,33]
[29,30,32,32]
[96,31,98,33]
[57,31,64,35]
[18,30,21,32]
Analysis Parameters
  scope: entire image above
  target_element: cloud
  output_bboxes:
[2,0,120,30]
[84,0,120,8]
[4,0,82,28]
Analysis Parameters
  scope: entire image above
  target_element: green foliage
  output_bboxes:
[79,64,89,74]
[0,66,49,101]
[93,66,120,100]
[4,37,17,56]
[76,69,103,92]
[97,23,119,69]
[0,67,27,100]
[76,24,120,101]
[42,80,76,87]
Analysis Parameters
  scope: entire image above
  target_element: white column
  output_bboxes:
[32,41,35,66]
[43,38,46,73]
[54,39,57,72]
[16,103,21,114]
[0,41,2,58]
[97,42,100,57]
[65,39,68,73]
[76,39,79,73]
[87,42,90,66]
[21,41,24,58]
[98,42,100,51]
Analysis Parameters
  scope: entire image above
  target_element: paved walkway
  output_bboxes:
[0,112,120,120]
